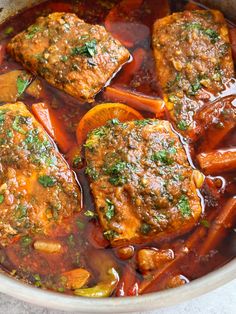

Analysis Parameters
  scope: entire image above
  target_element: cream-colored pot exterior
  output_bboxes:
[0,0,235,312]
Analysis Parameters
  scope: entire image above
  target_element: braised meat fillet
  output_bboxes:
[7,13,130,103]
[85,119,202,246]
[0,102,81,246]
[152,10,234,139]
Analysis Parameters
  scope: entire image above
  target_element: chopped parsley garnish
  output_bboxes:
[38,175,56,187]
[200,219,210,228]
[183,21,202,30]
[71,39,97,58]
[104,160,128,186]
[84,210,97,218]
[26,25,41,39]
[140,223,151,235]
[103,229,118,240]
[177,195,191,217]
[105,199,115,220]
[17,75,31,96]
[21,235,32,247]
[0,194,4,204]
[166,73,182,92]
[134,119,152,126]
[151,149,175,165]
[60,55,68,62]
[72,156,82,168]
[33,274,42,287]
[203,28,220,43]
[85,166,99,180]
[12,115,28,135]
[15,204,27,220]
[177,120,188,131]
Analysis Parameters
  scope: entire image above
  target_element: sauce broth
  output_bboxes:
[0,0,235,296]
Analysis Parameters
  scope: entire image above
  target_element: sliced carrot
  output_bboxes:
[47,2,72,12]
[32,102,74,153]
[229,28,236,62]
[198,197,236,256]
[195,96,236,151]
[76,102,143,145]
[116,265,139,297]
[139,210,218,294]
[113,48,146,85]
[197,149,236,175]
[104,0,148,47]
[103,86,165,116]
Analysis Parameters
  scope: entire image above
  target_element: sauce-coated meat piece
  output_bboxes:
[152,10,234,139]
[0,102,81,246]
[7,13,130,103]
[85,119,202,246]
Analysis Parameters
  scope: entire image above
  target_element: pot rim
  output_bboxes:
[0,258,235,312]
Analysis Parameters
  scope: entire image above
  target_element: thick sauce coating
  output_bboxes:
[0,102,81,246]
[7,13,130,102]
[153,10,234,139]
[85,119,202,246]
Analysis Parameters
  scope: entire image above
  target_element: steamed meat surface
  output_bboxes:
[7,12,130,103]
[85,119,202,246]
[0,102,81,246]
[152,10,234,139]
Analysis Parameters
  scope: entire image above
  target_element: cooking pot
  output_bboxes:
[0,0,235,312]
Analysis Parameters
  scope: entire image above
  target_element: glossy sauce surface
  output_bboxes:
[0,0,235,296]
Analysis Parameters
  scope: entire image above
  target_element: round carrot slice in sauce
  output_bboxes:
[76,102,143,145]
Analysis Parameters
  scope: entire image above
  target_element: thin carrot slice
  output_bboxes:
[116,265,139,297]
[113,48,146,85]
[197,149,236,175]
[104,0,148,47]
[139,210,218,294]
[32,102,74,153]
[103,86,165,116]
[199,197,236,256]
[76,102,143,145]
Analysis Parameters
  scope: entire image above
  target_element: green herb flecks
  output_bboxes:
[177,120,188,131]
[200,219,210,228]
[38,175,56,187]
[140,223,151,235]
[17,75,31,96]
[0,194,4,204]
[85,166,99,180]
[15,204,28,221]
[26,25,41,39]
[203,28,220,43]
[21,235,32,247]
[103,229,118,240]
[151,147,176,165]
[84,210,97,218]
[12,115,29,135]
[166,73,182,92]
[105,199,115,220]
[177,195,191,217]
[71,39,97,58]
[33,274,42,287]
